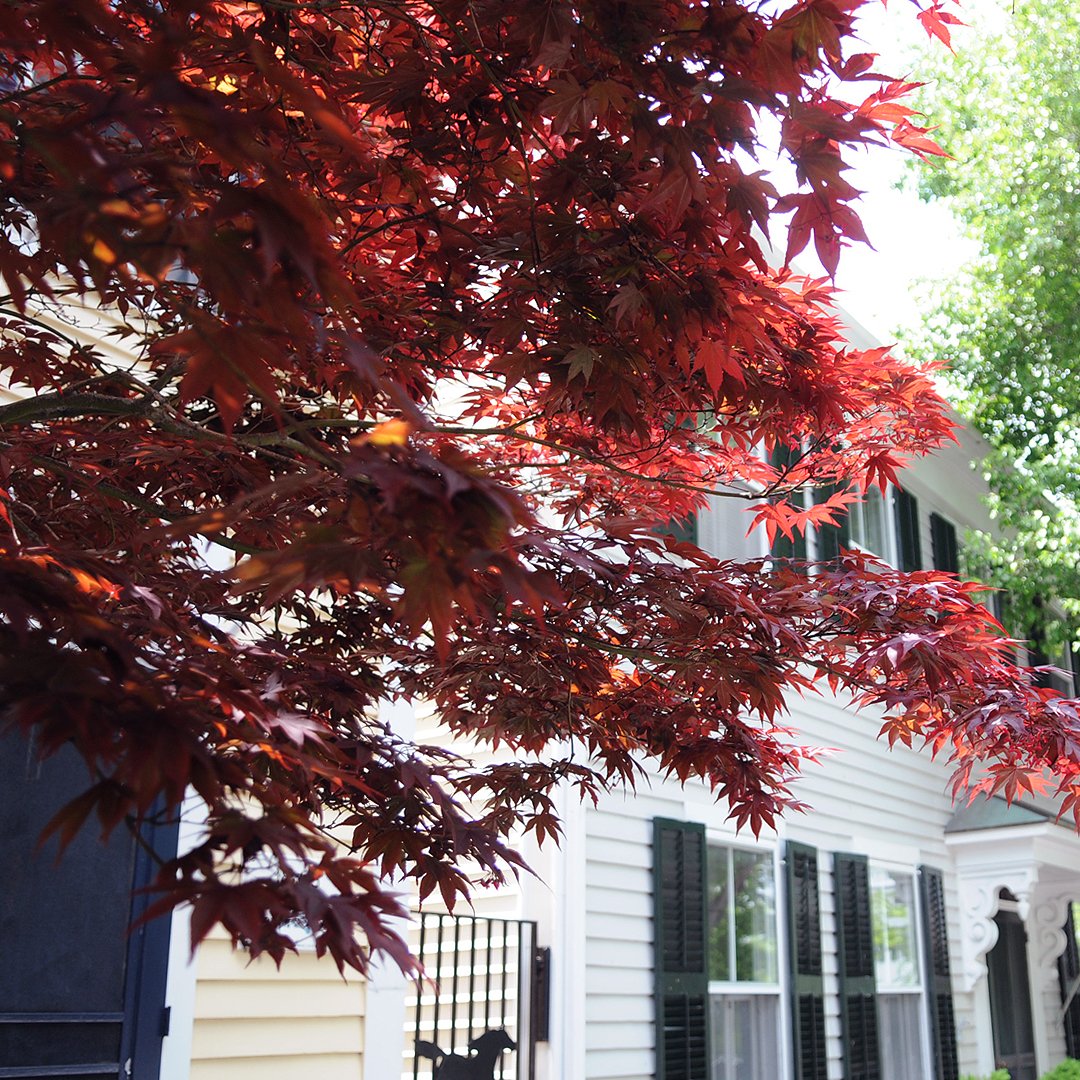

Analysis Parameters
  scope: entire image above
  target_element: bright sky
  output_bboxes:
[795,2,980,345]
[832,146,974,343]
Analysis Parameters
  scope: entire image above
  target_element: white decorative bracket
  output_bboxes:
[956,864,1039,991]
[1031,889,1074,992]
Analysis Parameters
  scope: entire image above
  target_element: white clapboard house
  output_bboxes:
[5,313,1080,1080]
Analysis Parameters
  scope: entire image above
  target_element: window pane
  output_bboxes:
[865,486,887,555]
[710,995,780,1080]
[733,850,778,983]
[871,868,920,989]
[851,486,888,556]
[877,993,923,1080]
[708,845,730,981]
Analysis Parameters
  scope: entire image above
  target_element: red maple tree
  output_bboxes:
[0,0,1071,974]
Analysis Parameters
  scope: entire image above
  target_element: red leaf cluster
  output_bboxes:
[2,0,1057,977]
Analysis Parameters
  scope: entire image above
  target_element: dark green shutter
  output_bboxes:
[773,520,808,562]
[662,515,699,547]
[1059,903,1080,1059]
[1029,632,1053,688]
[834,853,881,1080]
[992,592,1017,666]
[1071,644,1080,697]
[918,865,959,1080]
[991,590,1011,629]
[654,819,709,1080]
[770,444,807,563]
[814,484,851,563]
[786,842,827,1080]
[893,489,922,571]
[929,513,959,574]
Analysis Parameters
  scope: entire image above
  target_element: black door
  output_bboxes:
[0,731,177,1080]
[987,899,1037,1080]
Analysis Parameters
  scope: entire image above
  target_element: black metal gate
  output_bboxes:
[406,913,548,1080]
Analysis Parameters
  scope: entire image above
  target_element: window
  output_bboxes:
[707,844,781,1080]
[848,485,891,560]
[767,445,914,569]
[870,867,927,1080]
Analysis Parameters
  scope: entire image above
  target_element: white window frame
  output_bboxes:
[705,838,789,1080]
[869,861,934,1080]
[847,484,897,565]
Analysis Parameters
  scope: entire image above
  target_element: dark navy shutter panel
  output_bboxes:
[0,733,177,1080]
[785,842,827,1080]
[991,591,1011,628]
[814,484,850,563]
[991,592,1018,666]
[834,853,881,1080]
[919,865,959,1080]
[929,513,959,574]
[654,819,709,1080]
[1060,903,1080,1059]
[893,489,922,571]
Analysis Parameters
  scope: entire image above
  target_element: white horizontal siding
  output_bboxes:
[578,678,969,1080]
[583,799,676,1080]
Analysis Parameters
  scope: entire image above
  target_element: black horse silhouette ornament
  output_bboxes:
[415,1028,517,1080]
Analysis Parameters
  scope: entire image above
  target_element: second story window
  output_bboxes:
[848,485,891,560]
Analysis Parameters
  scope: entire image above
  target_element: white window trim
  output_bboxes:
[704,836,791,1080]
[848,484,898,566]
[869,860,935,1080]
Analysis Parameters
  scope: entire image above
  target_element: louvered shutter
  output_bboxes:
[654,818,709,1080]
[991,592,1018,665]
[770,444,807,562]
[1059,903,1080,1059]
[929,513,959,574]
[1029,633,1053,688]
[786,842,827,1080]
[662,514,699,546]
[893,489,922,571]
[814,484,851,563]
[1071,644,1080,697]
[918,865,959,1080]
[834,853,881,1080]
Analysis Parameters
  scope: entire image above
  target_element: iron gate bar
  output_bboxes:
[408,912,539,1080]
[451,916,460,1053]
[500,920,509,1079]
[515,922,524,1080]
[433,916,445,1055]
[469,916,478,1048]
[484,917,493,1032]
[412,917,426,1080]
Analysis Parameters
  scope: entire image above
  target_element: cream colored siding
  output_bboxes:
[190,935,365,1080]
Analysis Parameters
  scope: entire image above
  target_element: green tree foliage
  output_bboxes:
[905,0,1080,654]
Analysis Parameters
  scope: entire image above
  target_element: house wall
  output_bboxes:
[570,439,1003,1080]
[576,702,964,1080]
[188,933,366,1080]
